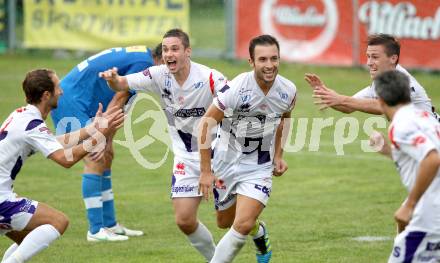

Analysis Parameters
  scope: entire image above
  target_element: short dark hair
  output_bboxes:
[249,34,280,61]
[367,34,400,64]
[22,69,56,104]
[152,42,162,60]
[374,70,411,106]
[163,28,190,48]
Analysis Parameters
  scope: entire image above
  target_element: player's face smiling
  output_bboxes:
[250,44,279,89]
[366,45,397,79]
[162,37,190,74]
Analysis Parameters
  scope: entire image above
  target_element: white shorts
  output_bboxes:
[170,157,202,198]
[388,230,440,263]
[212,161,273,211]
[0,195,39,235]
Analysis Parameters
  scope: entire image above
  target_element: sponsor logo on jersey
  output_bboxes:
[174,107,206,118]
[238,103,251,112]
[241,94,251,103]
[174,162,185,175]
[193,81,204,89]
[239,88,252,95]
[164,74,172,88]
[278,91,288,101]
[142,68,152,79]
[161,88,172,101]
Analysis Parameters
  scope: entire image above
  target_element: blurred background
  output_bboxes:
[2,0,440,70]
[1,1,440,262]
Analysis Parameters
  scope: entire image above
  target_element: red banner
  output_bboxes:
[235,0,440,69]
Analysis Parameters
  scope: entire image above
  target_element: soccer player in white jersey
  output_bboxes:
[198,35,296,263]
[99,28,226,262]
[368,70,440,262]
[305,34,437,118]
[0,69,124,263]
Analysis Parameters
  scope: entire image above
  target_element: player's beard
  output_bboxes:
[48,95,58,110]
[258,68,277,86]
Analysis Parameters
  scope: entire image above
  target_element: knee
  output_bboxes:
[232,218,255,235]
[216,216,233,229]
[175,216,197,235]
[51,212,69,235]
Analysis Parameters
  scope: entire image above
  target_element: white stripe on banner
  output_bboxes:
[84,196,103,209]
[102,189,114,202]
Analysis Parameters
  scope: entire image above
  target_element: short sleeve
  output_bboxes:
[213,84,237,116]
[288,93,297,112]
[25,121,63,157]
[390,124,436,162]
[210,70,227,96]
[126,65,162,93]
[353,86,377,99]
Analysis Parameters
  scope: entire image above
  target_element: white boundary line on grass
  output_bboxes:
[352,236,393,242]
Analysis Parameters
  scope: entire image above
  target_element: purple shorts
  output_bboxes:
[0,196,38,235]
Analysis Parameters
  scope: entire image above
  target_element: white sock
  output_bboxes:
[210,227,247,263]
[2,243,18,262]
[3,224,60,263]
[187,222,216,261]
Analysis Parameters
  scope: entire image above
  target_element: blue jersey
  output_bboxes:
[52,46,154,120]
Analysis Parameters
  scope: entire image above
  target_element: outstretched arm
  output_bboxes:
[50,106,124,167]
[305,73,382,114]
[56,103,123,148]
[99,67,129,92]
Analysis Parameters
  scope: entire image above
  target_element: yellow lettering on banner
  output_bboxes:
[24,0,188,50]
[126,45,147,52]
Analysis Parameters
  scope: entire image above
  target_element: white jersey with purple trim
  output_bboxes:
[0,105,63,200]
[126,61,226,160]
[354,65,434,113]
[389,104,440,233]
[213,71,296,166]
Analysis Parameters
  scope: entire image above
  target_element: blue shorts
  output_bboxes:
[0,195,39,235]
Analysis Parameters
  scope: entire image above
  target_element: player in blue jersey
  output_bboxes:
[51,44,163,242]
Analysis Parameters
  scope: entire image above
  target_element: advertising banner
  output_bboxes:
[24,0,189,50]
[357,0,440,69]
[236,0,440,69]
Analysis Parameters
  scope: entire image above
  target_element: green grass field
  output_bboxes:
[1,53,439,263]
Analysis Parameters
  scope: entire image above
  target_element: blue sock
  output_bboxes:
[82,174,103,234]
[102,170,117,228]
